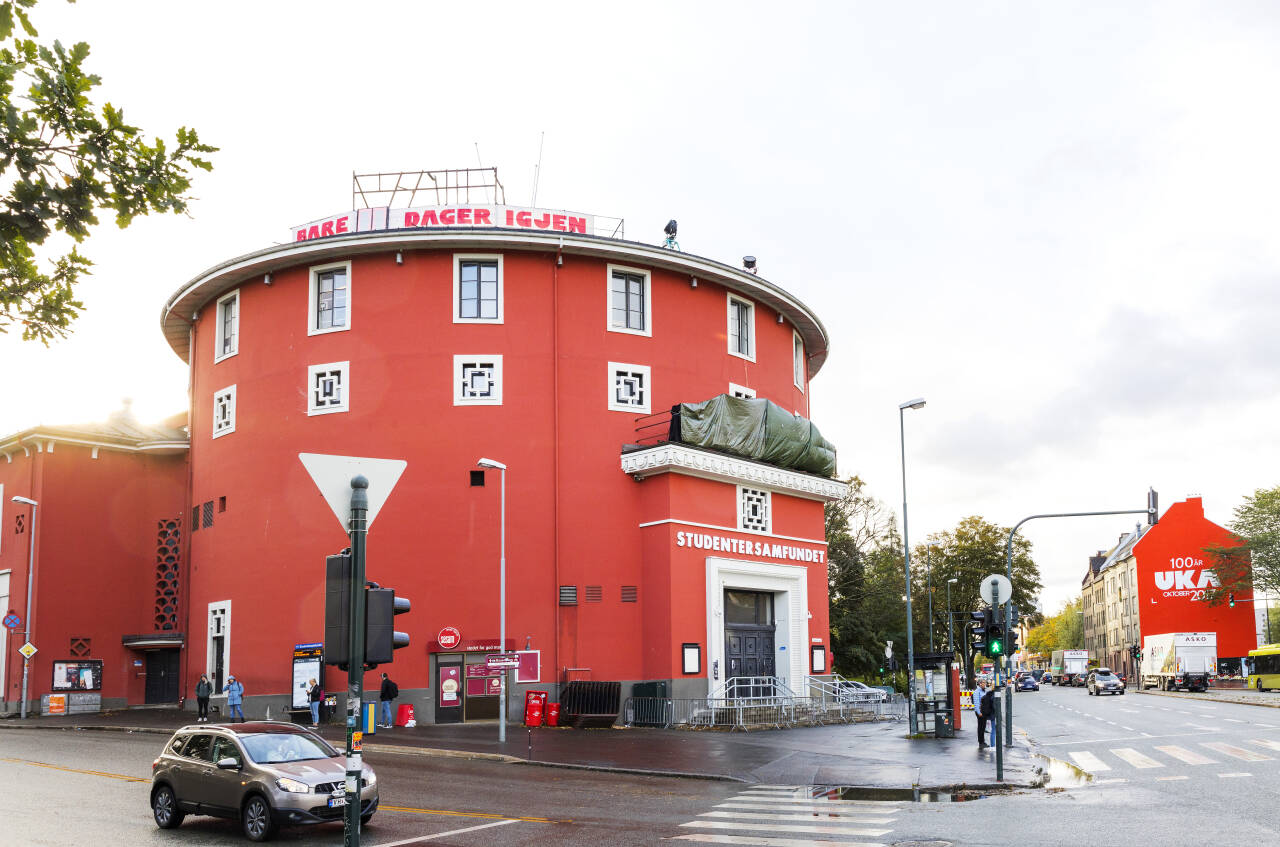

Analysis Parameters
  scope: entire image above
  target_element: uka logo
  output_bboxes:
[1154,556,1220,595]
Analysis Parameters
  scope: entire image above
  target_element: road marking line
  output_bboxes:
[1259,723,1276,728]
[668,834,885,846]
[699,811,895,824]
[1093,778,1128,784]
[1068,751,1111,771]
[1120,726,1135,731]
[716,802,897,815]
[1112,748,1163,768]
[681,821,891,837]
[1201,742,1273,762]
[371,819,520,846]
[1154,745,1216,765]
[1104,721,1118,726]
[729,797,901,808]
[1250,739,1280,753]
[0,757,148,783]
[1218,772,1253,778]
[378,804,553,823]
[1223,718,1246,723]
[1156,776,1189,781]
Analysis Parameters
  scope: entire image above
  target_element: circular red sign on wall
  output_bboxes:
[438,626,462,649]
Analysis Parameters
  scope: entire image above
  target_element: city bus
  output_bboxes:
[1247,644,1280,691]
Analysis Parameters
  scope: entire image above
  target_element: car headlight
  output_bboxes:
[276,777,311,794]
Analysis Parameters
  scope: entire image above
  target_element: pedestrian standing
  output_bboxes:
[973,680,989,748]
[307,678,323,727]
[226,673,245,722]
[195,673,212,722]
[979,682,996,749]
[379,672,398,728]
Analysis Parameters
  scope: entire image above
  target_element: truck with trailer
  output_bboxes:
[1050,649,1090,685]
[1141,632,1217,692]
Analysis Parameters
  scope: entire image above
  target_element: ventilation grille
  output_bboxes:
[69,637,91,658]
[559,586,578,606]
[154,518,182,631]
[585,585,602,603]
[621,586,638,603]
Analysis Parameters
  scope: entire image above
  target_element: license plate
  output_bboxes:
[328,796,346,808]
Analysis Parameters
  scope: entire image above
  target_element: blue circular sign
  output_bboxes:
[2,612,20,630]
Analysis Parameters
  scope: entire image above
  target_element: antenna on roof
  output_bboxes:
[473,142,487,202]
[531,131,545,206]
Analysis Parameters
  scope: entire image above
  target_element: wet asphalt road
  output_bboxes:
[5,706,1280,846]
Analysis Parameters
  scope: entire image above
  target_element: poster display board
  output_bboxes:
[291,643,323,710]
[52,659,102,691]
[439,666,461,708]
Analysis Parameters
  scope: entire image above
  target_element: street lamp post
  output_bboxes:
[946,578,958,654]
[476,458,507,743]
[11,495,37,720]
[926,549,934,653]
[898,397,926,735]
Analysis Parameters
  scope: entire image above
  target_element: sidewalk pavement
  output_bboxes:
[0,707,1044,790]
[1134,687,1280,709]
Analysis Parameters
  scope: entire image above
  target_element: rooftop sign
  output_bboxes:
[292,205,595,242]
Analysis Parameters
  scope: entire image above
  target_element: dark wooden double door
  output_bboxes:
[724,589,776,693]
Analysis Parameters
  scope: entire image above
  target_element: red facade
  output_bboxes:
[3,208,846,719]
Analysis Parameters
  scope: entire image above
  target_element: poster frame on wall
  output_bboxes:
[51,659,103,691]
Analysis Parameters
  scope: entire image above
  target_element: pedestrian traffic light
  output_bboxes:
[323,551,353,670]
[365,584,411,666]
[1005,628,1019,657]
[985,609,1004,656]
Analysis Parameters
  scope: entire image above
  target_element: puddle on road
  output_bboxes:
[834,787,987,803]
[1039,755,1092,790]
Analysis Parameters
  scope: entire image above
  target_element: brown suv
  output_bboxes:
[150,721,378,841]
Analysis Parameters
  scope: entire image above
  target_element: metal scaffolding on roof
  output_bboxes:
[352,168,507,209]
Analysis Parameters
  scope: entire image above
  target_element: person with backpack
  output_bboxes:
[195,673,212,722]
[379,673,398,728]
[226,673,245,722]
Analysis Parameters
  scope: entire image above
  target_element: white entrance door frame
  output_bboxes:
[705,556,809,692]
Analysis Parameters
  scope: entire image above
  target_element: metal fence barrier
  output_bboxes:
[621,693,906,730]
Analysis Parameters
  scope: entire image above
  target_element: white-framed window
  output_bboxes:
[608,362,651,413]
[793,331,805,391]
[728,383,756,399]
[454,355,503,405]
[453,254,503,323]
[738,485,771,533]
[207,600,230,695]
[212,385,236,438]
[607,264,651,336]
[727,294,755,361]
[214,289,239,362]
[308,260,351,335]
[307,361,349,416]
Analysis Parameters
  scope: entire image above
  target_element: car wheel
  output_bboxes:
[152,784,185,829]
[361,812,375,826]
[1119,689,1125,695]
[242,794,278,842]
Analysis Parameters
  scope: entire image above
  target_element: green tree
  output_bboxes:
[912,516,1042,679]
[0,0,215,343]
[1203,485,1280,604]
[825,477,903,677]
[1026,598,1083,657]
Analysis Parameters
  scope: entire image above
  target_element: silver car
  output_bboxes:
[150,721,378,841]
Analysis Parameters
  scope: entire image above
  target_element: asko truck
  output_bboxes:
[1142,632,1217,692]
[1050,649,1090,685]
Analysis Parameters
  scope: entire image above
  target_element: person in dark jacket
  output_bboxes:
[978,681,995,748]
[307,678,323,727]
[379,673,398,728]
[195,674,212,722]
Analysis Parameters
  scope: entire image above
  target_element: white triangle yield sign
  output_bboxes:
[299,453,408,532]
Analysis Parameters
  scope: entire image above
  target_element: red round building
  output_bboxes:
[1,184,847,722]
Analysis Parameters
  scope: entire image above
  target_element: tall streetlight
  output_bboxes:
[946,577,958,654]
[476,458,508,743]
[11,495,37,720]
[926,548,934,652]
[898,397,925,735]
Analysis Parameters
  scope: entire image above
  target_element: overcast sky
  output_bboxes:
[3,1,1278,614]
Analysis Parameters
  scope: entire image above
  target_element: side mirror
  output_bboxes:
[216,757,241,770]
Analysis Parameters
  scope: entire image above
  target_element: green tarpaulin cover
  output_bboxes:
[677,395,837,477]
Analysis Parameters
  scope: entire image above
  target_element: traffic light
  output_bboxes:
[969,610,987,655]
[1005,627,1019,657]
[985,608,1005,656]
[324,551,353,670]
[1147,487,1159,525]
[365,584,411,666]
[1229,593,1236,608]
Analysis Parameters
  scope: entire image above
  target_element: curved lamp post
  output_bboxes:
[476,458,507,743]
[898,397,925,735]
[11,495,37,720]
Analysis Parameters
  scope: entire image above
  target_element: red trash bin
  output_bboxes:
[546,702,560,727]
[524,691,547,726]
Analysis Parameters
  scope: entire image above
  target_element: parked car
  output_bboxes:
[837,679,889,702]
[1087,668,1125,696]
[151,721,378,841]
[1070,672,1088,687]
[1041,672,1054,685]
[1017,675,1039,691]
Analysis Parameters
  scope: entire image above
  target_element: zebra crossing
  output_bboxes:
[666,785,903,845]
[1065,738,1280,779]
